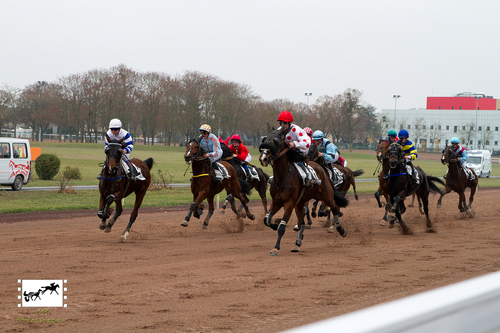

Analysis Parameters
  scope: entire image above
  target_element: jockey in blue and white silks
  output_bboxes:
[103,118,145,180]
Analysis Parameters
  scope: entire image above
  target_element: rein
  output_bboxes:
[270,145,291,162]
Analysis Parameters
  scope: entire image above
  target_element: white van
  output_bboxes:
[0,138,32,190]
[467,150,492,178]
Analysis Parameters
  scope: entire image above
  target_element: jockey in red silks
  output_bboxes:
[229,134,257,181]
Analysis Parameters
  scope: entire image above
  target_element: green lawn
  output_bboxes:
[1,142,498,214]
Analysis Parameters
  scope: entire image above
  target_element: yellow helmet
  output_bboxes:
[199,124,211,133]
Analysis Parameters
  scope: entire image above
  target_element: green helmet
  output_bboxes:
[388,129,397,137]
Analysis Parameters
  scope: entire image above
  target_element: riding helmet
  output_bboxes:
[230,134,242,143]
[388,129,397,137]
[450,137,459,144]
[109,118,122,129]
[199,124,211,133]
[303,127,313,137]
[277,111,294,122]
[312,130,324,141]
[398,129,409,138]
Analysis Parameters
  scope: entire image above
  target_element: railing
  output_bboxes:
[282,270,500,333]
[492,158,500,164]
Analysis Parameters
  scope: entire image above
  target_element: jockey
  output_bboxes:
[277,110,312,186]
[396,129,419,185]
[303,127,313,138]
[387,129,399,144]
[229,134,257,181]
[312,130,341,180]
[103,118,145,180]
[199,124,225,180]
[450,137,474,180]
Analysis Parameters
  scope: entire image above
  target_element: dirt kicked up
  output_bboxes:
[1,188,500,333]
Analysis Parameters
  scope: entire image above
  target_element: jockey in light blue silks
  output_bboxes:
[449,137,474,180]
[198,124,225,180]
[312,130,339,181]
[396,129,419,185]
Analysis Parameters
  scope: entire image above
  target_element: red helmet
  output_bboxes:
[277,110,293,122]
[230,134,242,143]
[303,127,313,137]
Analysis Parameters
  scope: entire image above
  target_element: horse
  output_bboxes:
[437,145,478,215]
[386,143,444,235]
[219,140,270,215]
[182,137,255,228]
[303,144,364,233]
[41,283,60,295]
[98,137,154,242]
[259,126,348,255]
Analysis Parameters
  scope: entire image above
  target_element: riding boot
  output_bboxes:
[299,162,312,187]
[250,165,258,178]
[327,164,335,183]
[212,161,223,182]
[243,165,252,182]
[125,160,139,180]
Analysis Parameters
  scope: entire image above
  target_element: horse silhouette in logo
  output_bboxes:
[23,289,42,302]
[41,282,60,295]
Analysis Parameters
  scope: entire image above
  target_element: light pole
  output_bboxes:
[393,95,400,129]
[305,93,312,109]
[475,96,482,149]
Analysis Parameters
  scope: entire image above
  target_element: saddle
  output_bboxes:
[293,163,321,186]
[328,166,344,188]
[238,164,259,181]
[213,162,230,181]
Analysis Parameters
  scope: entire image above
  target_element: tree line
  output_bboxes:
[0,64,380,150]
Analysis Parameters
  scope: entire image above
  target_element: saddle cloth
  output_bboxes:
[328,166,344,188]
[120,160,146,180]
[214,163,230,181]
[238,164,260,181]
[293,163,322,186]
[405,165,420,184]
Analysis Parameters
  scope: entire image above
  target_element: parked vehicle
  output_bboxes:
[467,150,492,178]
[0,138,31,190]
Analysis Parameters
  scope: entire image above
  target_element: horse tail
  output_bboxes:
[427,175,445,194]
[333,186,349,208]
[352,169,364,177]
[143,157,154,170]
[238,178,252,196]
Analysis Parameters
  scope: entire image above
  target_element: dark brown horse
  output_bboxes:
[386,143,444,235]
[182,137,255,229]
[219,141,270,215]
[98,138,153,242]
[305,145,363,233]
[259,126,348,255]
[437,145,478,215]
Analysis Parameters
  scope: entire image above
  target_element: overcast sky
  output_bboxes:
[1,0,499,112]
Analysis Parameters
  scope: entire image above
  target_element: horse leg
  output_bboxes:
[270,203,295,256]
[467,184,477,215]
[420,193,435,233]
[181,201,199,227]
[105,196,123,233]
[311,200,319,218]
[259,187,268,215]
[408,193,415,207]
[98,195,111,230]
[305,204,312,226]
[121,188,147,242]
[219,194,233,214]
[234,193,255,221]
[291,205,307,252]
[374,189,383,208]
[417,196,424,215]
[458,191,466,212]
[202,197,216,229]
[393,198,412,235]
[437,187,452,208]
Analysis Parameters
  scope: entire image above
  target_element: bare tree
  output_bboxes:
[412,117,427,150]
[458,121,475,149]
[428,122,444,152]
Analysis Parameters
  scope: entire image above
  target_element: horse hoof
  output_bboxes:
[467,208,472,215]
[304,225,311,229]
[218,209,225,214]
[388,222,395,229]
[291,246,300,252]
[408,204,414,207]
[380,221,386,226]
[99,222,106,230]
[120,231,129,242]
[181,221,188,227]
[293,224,299,231]
[327,226,334,233]
[437,204,442,208]
[105,227,112,233]
[240,212,247,219]
[337,226,347,237]
[311,212,317,218]
[201,224,208,230]
[425,228,436,233]
[270,223,279,231]
[270,249,279,256]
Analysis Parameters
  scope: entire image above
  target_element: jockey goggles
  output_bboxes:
[110,128,120,131]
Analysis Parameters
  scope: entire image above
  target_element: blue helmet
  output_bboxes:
[450,137,459,144]
[312,130,324,141]
[398,129,409,138]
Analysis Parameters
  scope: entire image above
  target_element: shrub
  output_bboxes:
[58,166,83,193]
[35,154,61,180]
[149,169,173,191]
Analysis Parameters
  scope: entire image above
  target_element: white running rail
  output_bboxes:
[282,270,500,333]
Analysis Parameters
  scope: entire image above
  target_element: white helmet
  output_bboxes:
[109,118,122,129]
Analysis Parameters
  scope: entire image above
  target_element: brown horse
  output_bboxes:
[98,138,153,242]
[437,145,478,215]
[259,126,348,255]
[182,137,255,228]
[219,141,270,215]
[387,143,444,235]
[305,145,363,233]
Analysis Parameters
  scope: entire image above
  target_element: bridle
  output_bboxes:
[100,142,125,181]
[259,130,290,164]
[185,137,208,163]
[389,143,406,168]
[441,146,458,164]
[376,139,390,162]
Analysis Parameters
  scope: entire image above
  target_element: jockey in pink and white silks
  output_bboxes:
[103,118,145,180]
[276,110,312,186]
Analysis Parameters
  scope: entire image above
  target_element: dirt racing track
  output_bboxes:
[2,188,500,332]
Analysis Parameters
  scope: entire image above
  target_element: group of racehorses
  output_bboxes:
[97,128,479,255]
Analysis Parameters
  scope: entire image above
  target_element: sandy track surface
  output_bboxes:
[2,189,500,332]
